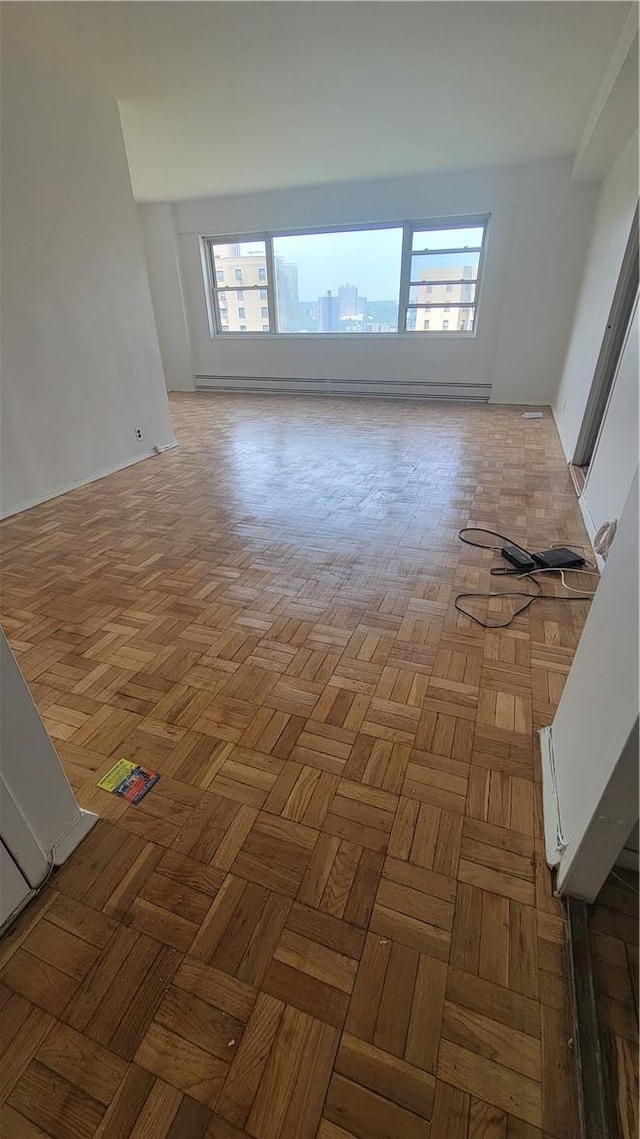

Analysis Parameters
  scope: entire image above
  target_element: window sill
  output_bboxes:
[210,331,478,342]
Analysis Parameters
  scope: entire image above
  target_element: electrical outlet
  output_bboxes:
[135,426,143,441]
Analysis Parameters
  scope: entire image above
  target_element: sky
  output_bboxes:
[273,228,402,301]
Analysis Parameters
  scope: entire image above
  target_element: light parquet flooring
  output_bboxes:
[0,393,597,1138]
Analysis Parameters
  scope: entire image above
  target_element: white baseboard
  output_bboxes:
[1,442,178,520]
[539,725,563,869]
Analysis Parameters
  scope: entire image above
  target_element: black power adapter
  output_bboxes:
[501,546,536,572]
[531,548,586,569]
[501,545,585,573]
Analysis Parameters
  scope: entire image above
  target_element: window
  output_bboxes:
[403,221,486,333]
[204,218,487,335]
[205,240,273,332]
[273,228,402,332]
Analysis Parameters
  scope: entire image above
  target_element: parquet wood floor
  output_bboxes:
[589,869,639,1139]
[0,393,597,1138]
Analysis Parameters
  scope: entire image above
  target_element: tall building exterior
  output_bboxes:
[213,245,302,332]
[275,261,300,332]
[317,290,341,332]
[213,247,271,331]
[338,284,367,319]
[410,265,476,331]
[338,284,358,319]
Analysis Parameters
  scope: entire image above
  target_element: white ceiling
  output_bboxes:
[3,2,633,201]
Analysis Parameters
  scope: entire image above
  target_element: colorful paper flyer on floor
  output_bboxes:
[97,758,160,804]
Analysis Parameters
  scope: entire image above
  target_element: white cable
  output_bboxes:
[517,566,598,596]
[558,569,597,596]
[593,520,617,559]
[549,541,591,552]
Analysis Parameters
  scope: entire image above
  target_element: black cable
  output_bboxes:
[457,527,533,557]
[454,578,542,629]
[454,527,595,629]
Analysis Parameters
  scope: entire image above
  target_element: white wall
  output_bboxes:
[542,473,638,901]
[553,131,639,459]
[139,203,194,392]
[140,158,597,404]
[491,160,603,403]
[0,631,98,879]
[0,40,176,518]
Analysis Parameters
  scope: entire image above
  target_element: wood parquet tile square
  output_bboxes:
[0,394,597,1137]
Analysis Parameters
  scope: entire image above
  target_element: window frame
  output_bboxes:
[204,232,278,336]
[397,216,488,335]
[202,214,489,338]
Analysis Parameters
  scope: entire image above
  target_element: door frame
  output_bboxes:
[573,202,639,468]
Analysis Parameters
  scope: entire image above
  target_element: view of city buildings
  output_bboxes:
[212,243,395,333]
[317,285,371,331]
[408,264,476,331]
[213,248,271,332]
[212,243,475,333]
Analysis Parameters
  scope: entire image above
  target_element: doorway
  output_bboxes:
[570,203,639,492]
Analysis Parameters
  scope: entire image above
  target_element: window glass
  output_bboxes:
[409,283,476,305]
[209,241,271,332]
[404,224,485,331]
[205,223,486,335]
[410,251,480,280]
[272,228,402,333]
[407,306,474,332]
[411,226,484,252]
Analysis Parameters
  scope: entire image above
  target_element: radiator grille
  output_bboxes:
[195,376,491,402]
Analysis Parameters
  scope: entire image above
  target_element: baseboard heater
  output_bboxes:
[195,376,491,402]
